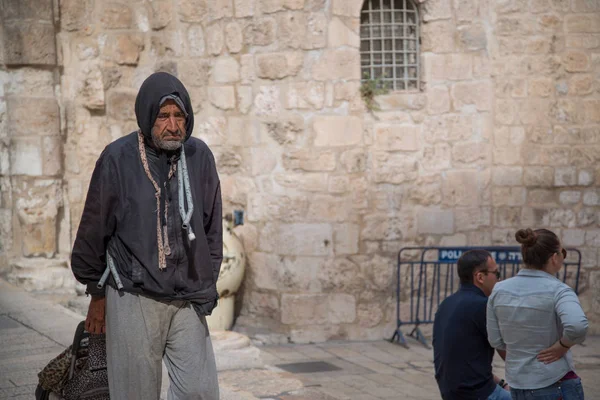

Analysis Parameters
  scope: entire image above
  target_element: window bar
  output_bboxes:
[369,0,374,82]
[403,0,409,90]
[380,0,384,87]
[391,0,397,90]
[415,2,420,90]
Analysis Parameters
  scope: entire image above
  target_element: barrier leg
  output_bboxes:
[409,325,430,349]
[389,327,409,348]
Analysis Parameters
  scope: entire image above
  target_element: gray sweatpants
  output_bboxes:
[105,286,219,400]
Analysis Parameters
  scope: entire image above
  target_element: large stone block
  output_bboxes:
[260,116,304,145]
[373,152,419,184]
[149,0,172,30]
[213,56,240,84]
[3,22,56,65]
[281,293,356,324]
[206,23,225,55]
[255,52,304,80]
[234,0,255,17]
[422,143,452,171]
[311,49,360,80]
[451,81,493,111]
[328,17,359,48]
[42,136,62,176]
[565,14,600,33]
[247,193,308,222]
[584,100,600,123]
[374,124,420,151]
[283,149,336,171]
[103,34,144,65]
[455,207,491,231]
[225,22,244,53]
[331,0,362,17]
[178,0,208,22]
[457,24,487,51]
[60,0,93,31]
[254,86,281,116]
[186,25,206,57]
[259,223,333,256]
[106,90,137,121]
[442,170,482,206]
[565,51,591,72]
[417,209,454,234]
[2,0,53,21]
[306,195,357,223]
[421,20,455,53]
[100,2,133,29]
[492,187,526,206]
[424,53,472,82]
[427,85,451,115]
[6,97,60,137]
[304,12,328,50]
[333,223,359,255]
[453,141,490,165]
[277,12,307,49]
[492,167,523,186]
[375,93,426,111]
[273,173,328,192]
[454,0,479,21]
[208,86,236,110]
[10,137,42,176]
[245,17,277,46]
[284,82,325,109]
[555,166,577,186]
[313,116,363,146]
[423,0,452,21]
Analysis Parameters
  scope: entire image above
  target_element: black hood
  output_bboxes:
[135,72,194,142]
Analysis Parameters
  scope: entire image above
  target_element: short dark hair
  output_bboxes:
[515,228,560,270]
[457,250,492,284]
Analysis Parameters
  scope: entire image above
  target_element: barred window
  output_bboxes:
[360,0,420,91]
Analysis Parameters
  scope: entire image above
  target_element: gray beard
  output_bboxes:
[152,130,184,151]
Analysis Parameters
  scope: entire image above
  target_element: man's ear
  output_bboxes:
[473,271,483,285]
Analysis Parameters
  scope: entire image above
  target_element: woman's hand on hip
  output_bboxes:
[537,340,569,364]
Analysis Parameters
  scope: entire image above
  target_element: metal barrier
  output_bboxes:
[389,246,582,348]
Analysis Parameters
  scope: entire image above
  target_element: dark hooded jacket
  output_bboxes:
[71,72,222,316]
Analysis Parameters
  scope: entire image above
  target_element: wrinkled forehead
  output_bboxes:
[159,95,188,116]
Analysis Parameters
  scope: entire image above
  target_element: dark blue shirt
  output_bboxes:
[433,284,496,400]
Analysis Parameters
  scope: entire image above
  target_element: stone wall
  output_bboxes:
[1,0,599,341]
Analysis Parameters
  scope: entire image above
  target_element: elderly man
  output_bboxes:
[71,72,222,400]
[433,250,510,400]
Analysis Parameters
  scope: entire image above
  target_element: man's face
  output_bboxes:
[476,257,500,297]
[151,99,186,151]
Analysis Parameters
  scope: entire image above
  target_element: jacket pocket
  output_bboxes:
[131,256,145,286]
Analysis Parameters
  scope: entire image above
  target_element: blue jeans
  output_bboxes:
[510,378,584,400]
[489,384,512,400]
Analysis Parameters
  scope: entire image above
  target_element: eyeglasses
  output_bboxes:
[481,270,501,279]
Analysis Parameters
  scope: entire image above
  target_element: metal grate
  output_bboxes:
[360,0,420,91]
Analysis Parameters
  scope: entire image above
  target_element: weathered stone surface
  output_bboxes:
[178,0,207,22]
[206,23,225,55]
[423,0,452,21]
[373,152,418,184]
[42,136,62,176]
[331,0,362,17]
[274,173,328,191]
[283,149,336,172]
[565,14,600,33]
[259,223,333,256]
[427,85,451,115]
[2,0,53,21]
[451,81,493,111]
[106,90,137,120]
[247,194,308,222]
[454,0,479,21]
[417,209,454,234]
[100,2,133,29]
[104,34,144,65]
[179,59,211,87]
[281,294,356,324]
[225,22,244,53]
[213,56,241,84]
[312,49,360,80]
[313,116,363,147]
[234,0,255,17]
[79,63,105,110]
[260,116,304,145]
[374,124,420,151]
[333,224,359,255]
[493,167,523,186]
[443,170,482,206]
[304,12,328,49]
[457,24,488,51]
[277,12,307,49]
[187,25,206,57]
[3,22,56,65]
[245,17,277,46]
[256,53,304,80]
[285,82,325,109]
[149,0,172,30]
[209,86,236,110]
[10,137,42,176]
[421,21,455,53]
[306,195,358,222]
[555,166,577,186]
[422,143,452,171]
[7,97,60,137]
[60,0,93,31]
[565,51,591,72]
[254,86,281,116]
[328,17,359,48]
[424,54,472,82]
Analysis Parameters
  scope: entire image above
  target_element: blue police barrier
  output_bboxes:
[390,246,582,348]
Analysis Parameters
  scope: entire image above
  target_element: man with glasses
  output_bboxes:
[433,250,511,400]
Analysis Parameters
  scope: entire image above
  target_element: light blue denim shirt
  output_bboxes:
[487,269,588,390]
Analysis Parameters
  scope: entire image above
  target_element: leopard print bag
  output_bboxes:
[36,321,109,400]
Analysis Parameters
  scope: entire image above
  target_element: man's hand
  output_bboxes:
[86,295,106,334]
[537,340,569,364]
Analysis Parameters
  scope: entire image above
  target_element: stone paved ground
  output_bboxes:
[1,278,600,400]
